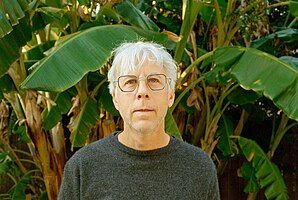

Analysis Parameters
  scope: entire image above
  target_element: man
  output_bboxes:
[58,41,220,199]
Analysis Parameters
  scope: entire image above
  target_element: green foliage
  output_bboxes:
[238,137,288,200]
[214,46,298,121]
[116,0,160,31]
[69,98,100,147]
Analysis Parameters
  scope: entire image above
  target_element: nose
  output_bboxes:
[136,79,150,99]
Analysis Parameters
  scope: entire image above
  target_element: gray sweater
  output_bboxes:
[58,132,220,200]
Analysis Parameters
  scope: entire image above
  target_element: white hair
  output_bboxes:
[107,41,177,95]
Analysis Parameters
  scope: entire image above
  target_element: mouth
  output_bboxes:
[133,108,155,113]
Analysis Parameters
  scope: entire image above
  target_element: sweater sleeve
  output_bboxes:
[58,156,81,200]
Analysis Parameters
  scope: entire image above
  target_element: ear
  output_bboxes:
[112,94,119,111]
[168,91,175,108]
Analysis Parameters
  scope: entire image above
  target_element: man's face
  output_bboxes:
[112,61,175,135]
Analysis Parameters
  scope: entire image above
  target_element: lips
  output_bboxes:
[133,108,154,113]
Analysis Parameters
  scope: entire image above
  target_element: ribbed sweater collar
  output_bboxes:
[108,131,179,157]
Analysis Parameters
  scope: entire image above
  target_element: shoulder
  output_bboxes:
[173,137,216,173]
[66,133,115,166]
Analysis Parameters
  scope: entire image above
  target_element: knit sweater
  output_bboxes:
[58,132,220,200]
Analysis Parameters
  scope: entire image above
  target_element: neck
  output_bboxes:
[118,129,170,151]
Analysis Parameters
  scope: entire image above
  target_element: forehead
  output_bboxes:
[118,60,165,76]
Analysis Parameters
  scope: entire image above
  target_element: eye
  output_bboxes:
[148,78,160,83]
[124,78,137,85]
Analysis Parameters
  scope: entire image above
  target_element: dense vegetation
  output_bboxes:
[0,0,297,199]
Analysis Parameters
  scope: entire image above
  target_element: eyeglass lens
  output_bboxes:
[118,74,166,92]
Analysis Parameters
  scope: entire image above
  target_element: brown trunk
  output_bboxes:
[25,90,63,199]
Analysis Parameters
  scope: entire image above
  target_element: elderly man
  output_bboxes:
[58,41,220,199]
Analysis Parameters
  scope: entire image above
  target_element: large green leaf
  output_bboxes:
[251,28,298,53]
[0,16,32,78]
[214,47,298,121]
[115,0,160,32]
[216,115,235,157]
[21,25,169,92]
[69,98,100,147]
[165,110,181,139]
[43,90,73,130]
[0,0,29,38]
[238,136,288,200]
[239,162,260,193]
[37,7,68,29]
[174,0,202,62]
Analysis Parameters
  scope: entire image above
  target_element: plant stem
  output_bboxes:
[288,17,298,28]
[177,51,214,86]
[170,76,205,114]
[267,1,290,9]
[90,78,107,98]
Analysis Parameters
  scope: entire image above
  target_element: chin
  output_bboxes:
[132,123,157,134]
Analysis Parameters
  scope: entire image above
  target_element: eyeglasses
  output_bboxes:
[116,74,170,92]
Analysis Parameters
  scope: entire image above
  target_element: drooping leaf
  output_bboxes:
[115,0,160,32]
[214,46,298,121]
[0,0,29,37]
[0,16,32,78]
[174,0,202,62]
[43,90,73,130]
[239,162,260,193]
[165,110,181,139]
[69,98,100,147]
[21,25,169,92]
[238,136,288,200]
[37,7,68,29]
[251,28,298,53]
[216,115,235,157]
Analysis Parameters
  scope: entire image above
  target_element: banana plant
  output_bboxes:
[0,0,297,199]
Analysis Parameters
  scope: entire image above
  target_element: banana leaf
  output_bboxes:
[0,0,29,38]
[216,115,236,157]
[165,110,181,139]
[69,98,100,147]
[214,46,298,122]
[115,0,160,32]
[251,28,298,53]
[237,136,288,200]
[238,162,260,193]
[174,0,202,62]
[21,25,169,92]
[43,90,73,130]
[0,15,32,78]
